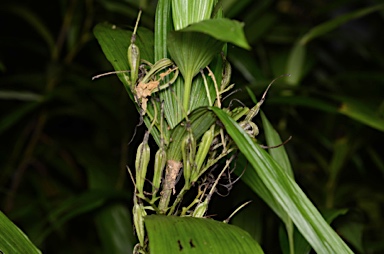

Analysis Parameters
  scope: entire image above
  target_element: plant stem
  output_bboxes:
[182,74,193,114]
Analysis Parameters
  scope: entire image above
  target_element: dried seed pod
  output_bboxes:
[135,132,150,196]
[152,147,166,195]
[181,131,196,186]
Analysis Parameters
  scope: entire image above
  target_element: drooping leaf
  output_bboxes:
[180,18,251,50]
[210,107,353,254]
[145,215,264,253]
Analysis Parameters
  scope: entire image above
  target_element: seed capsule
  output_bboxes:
[193,125,215,182]
[135,132,150,196]
[152,147,166,195]
[133,198,147,247]
[127,10,142,89]
[128,42,140,86]
[181,131,196,186]
[192,200,208,218]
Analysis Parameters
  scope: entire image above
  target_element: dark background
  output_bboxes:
[1,0,383,253]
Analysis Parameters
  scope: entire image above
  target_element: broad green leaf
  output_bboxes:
[145,215,264,253]
[180,18,251,50]
[300,4,384,45]
[168,31,223,112]
[0,210,41,254]
[172,0,215,30]
[94,23,164,144]
[210,107,353,254]
[93,23,154,97]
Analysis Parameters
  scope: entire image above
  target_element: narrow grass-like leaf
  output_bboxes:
[145,215,264,253]
[0,90,42,101]
[210,107,354,254]
[260,111,294,254]
[261,111,293,177]
[0,210,41,253]
[300,4,384,45]
[337,97,384,132]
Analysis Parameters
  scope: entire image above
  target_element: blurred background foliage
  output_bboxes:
[0,0,383,253]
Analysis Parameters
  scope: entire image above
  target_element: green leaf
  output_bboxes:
[172,0,215,30]
[154,0,172,61]
[168,31,223,112]
[261,111,293,177]
[180,18,251,50]
[210,107,353,254]
[0,210,41,254]
[93,23,154,98]
[145,215,264,253]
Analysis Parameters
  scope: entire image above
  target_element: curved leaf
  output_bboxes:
[210,107,353,254]
[145,215,263,254]
[180,18,251,50]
